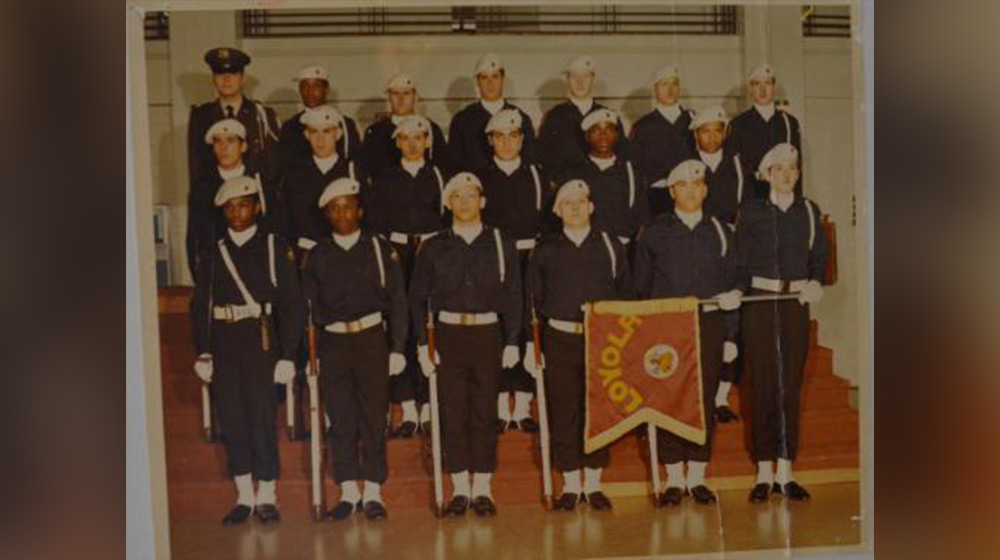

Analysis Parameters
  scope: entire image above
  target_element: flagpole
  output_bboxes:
[647,423,660,507]
[698,293,801,305]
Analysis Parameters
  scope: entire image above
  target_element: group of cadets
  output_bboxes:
[187,47,826,527]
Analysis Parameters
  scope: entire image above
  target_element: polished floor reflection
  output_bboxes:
[169,482,860,559]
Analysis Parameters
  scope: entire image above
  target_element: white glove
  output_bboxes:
[389,352,406,376]
[798,280,824,305]
[273,359,296,385]
[717,289,743,311]
[723,342,738,364]
[522,341,544,379]
[418,344,440,378]
[193,353,213,383]
[502,345,520,369]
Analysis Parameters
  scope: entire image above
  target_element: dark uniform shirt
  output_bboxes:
[278,109,362,178]
[409,227,522,345]
[361,115,451,182]
[301,233,408,353]
[190,228,305,360]
[701,149,752,226]
[480,159,549,241]
[727,106,802,198]
[736,195,828,292]
[630,107,696,186]
[536,100,629,178]
[283,154,360,246]
[365,162,447,237]
[448,101,536,173]
[560,156,649,241]
[188,98,281,187]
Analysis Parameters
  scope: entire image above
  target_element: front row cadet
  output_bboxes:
[190,176,305,526]
[301,178,408,521]
[738,143,827,504]
[633,160,741,506]
[526,180,630,512]
[410,172,523,517]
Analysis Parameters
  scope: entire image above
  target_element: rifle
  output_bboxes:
[306,301,326,521]
[426,299,445,517]
[531,303,553,509]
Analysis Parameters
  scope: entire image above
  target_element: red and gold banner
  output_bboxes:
[583,297,706,453]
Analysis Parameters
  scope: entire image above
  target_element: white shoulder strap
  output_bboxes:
[710,216,728,257]
[433,166,445,214]
[348,161,356,180]
[341,117,351,159]
[267,233,277,287]
[734,154,744,203]
[255,172,267,215]
[626,161,636,208]
[529,164,542,211]
[493,228,506,283]
[372,236,386,288]
[804,198,816,250]
[781,111,792,144]
[217,239,258,306]
[600,231,618,278]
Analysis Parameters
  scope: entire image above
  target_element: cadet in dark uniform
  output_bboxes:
[630,65,696,203]
[448,53,536,173]
[278,65,362,176]
[361,73,450,182]
[480,109,547,433]
[190,176,305,526]
[536,55,629,178]
[525,179,629,512]
[738,143,827,504]
[365,115,448,438]
[728,63,803,199]
[560,108,648,246]
[301,178,408,521]
[188,48,280,193]
[633,160,742,507]
[410,173,522,517]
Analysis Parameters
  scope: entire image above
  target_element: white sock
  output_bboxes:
[340,480,361,503]
[363,481,382,504]
[512,391,533,420]
[583,467,603,494]
[665,462,685,490]
[687,461,707,488]
[715,381,732,408]
[451,471,471,497]
[401,400,419,424]
[497,392,511,421]
[234,473,255,507]
[775,458,793,485]
[756,461,775,485]
[472,472,493,499]
[561,469,582,494]
[256,479,276,505]
[419,403,430,423]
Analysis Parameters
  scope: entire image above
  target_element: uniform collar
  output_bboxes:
[699,149,723,172]
[452,222,484,244]
[589,154,616,171]
[313,152,340,174]
[563,226,591,247]
[754,103,776,122]
[769,189,796,212]
[218,164,245,181]
[570,97,594,115]
[390,113,410,126]
[219,96,244,116]
[402,158,425,177]
[333,229,361,250]
[228,224,257,247]
[675,209,703,230]
[656,103,682,124]
[480,98,505,116]
[494,156,521,176]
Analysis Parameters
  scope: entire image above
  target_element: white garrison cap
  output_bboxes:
[758,143,799,176]
[294,65,328,83]
[666,160,708,187]
[214,176,260,206]
[392,115,433,142]
[580,108,619,131]
[485,109,523,133]
[442,172,484,203]
[385,72,416,91]
[204,118,246,144]
[553,179,590,211]
[748,63,776,82]
[300,105,344,129]
[649,65,680,87]
[689,106,729,130]
[564,55,596,75]
[318,177,361,208]
[475,52,504,75]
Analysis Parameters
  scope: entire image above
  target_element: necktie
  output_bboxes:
[226,106,235,119]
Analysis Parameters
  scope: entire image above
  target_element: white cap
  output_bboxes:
[485,109,523,133]
[748,63,776,82]
[564,55,596,75]
[475,52,504,75]
[214,176,260,206]
[300,105,344,129]
[689,106,729,130]
[385,72,416,91]
[442,172,483,204]
[666,160,708,187]
[392,115,433,145]
[318,177,361,208]
[553,179,590,211]
[758,143,799,176]
[649,65,680,88]
[580,108,619,131]
[293,65,328,83]
[204,119,246,144]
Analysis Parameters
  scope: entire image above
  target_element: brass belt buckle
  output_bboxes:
[460,313,475,326]
[346,320,362,333]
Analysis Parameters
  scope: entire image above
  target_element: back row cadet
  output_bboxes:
[738,143,826,504]
[525,179,630,512]
[190,176,305,526]
[410,173,522,517]
[633,159,741,507]
[301,178,408,521]
[448,53,537,174]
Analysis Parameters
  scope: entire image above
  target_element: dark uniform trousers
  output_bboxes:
[656,311,726,463]
[319,326,390,483]
[502,248,536,397]
[436,323,503,474]
[389,240,425,406]
[742,292,810,462]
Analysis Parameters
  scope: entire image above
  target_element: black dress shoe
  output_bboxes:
[471,496,497,517]
[445,495,469,516]
[585,491,613,511]
[326,500,361,521]
[221,504,252,526]
[255,503,281,524]
[553,492,579,511]
[658,486,685,507]
[496,419,510,433]
[748,483,772,503]
[714,405,739,423]
[775,481,811,502]
[396,421,417,439]
[516,417,539,433]
[364,501,388,520]
[689,485,718,505]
